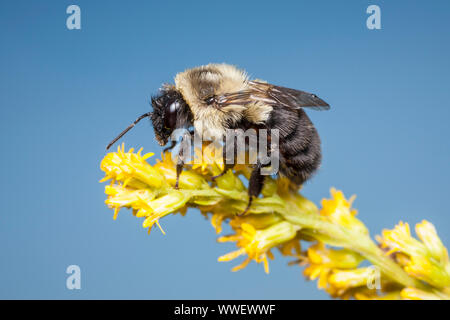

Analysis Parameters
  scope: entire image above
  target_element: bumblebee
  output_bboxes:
[107,64,329,214]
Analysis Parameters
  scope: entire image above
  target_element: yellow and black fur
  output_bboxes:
[107,63,330,214]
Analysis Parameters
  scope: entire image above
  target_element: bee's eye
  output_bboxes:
[164,101,179,129]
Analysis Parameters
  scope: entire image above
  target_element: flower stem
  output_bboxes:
[280,196,426,290]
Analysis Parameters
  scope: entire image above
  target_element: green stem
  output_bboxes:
[180,180,426,290]
[280,197,426,290]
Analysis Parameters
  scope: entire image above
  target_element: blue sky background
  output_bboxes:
[0,0,449,299]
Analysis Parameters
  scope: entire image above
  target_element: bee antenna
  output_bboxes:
[106,112,152,150]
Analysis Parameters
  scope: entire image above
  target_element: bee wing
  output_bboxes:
[213,81,330,111]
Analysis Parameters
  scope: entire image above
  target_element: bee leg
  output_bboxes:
[163,140,177,154]
[174,160,183,189]
[174,132,191,189]
[239,163,265,216]
[212,133,237,180]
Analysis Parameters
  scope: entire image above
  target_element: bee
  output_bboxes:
[107,64,329,214]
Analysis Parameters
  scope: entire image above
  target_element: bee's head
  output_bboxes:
[105,87,192,151]
[151,88,192,146]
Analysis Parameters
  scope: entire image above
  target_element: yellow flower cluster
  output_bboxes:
[100,145,450,300]
[377,221,450,299]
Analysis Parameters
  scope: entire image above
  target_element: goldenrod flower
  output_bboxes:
[378,221,428,257]
[304,242,363,271]
[328,268,378,294]
[354,290,402,300]
[154,152,209,190]
[301,242,364,296]
[100,145,163,189]
[400,287,449,300]
[99,146,450,300]
[404,255,450,289]
[319,188,368,235]
[416,220,449,264]
[101,145,217,233]
[218,221,300,273]
[377,220,450,289]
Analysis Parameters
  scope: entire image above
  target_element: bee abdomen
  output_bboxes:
[269,109,322,185]
[279,134,322,185]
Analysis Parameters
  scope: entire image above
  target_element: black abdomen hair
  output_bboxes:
[266,107,322,185]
